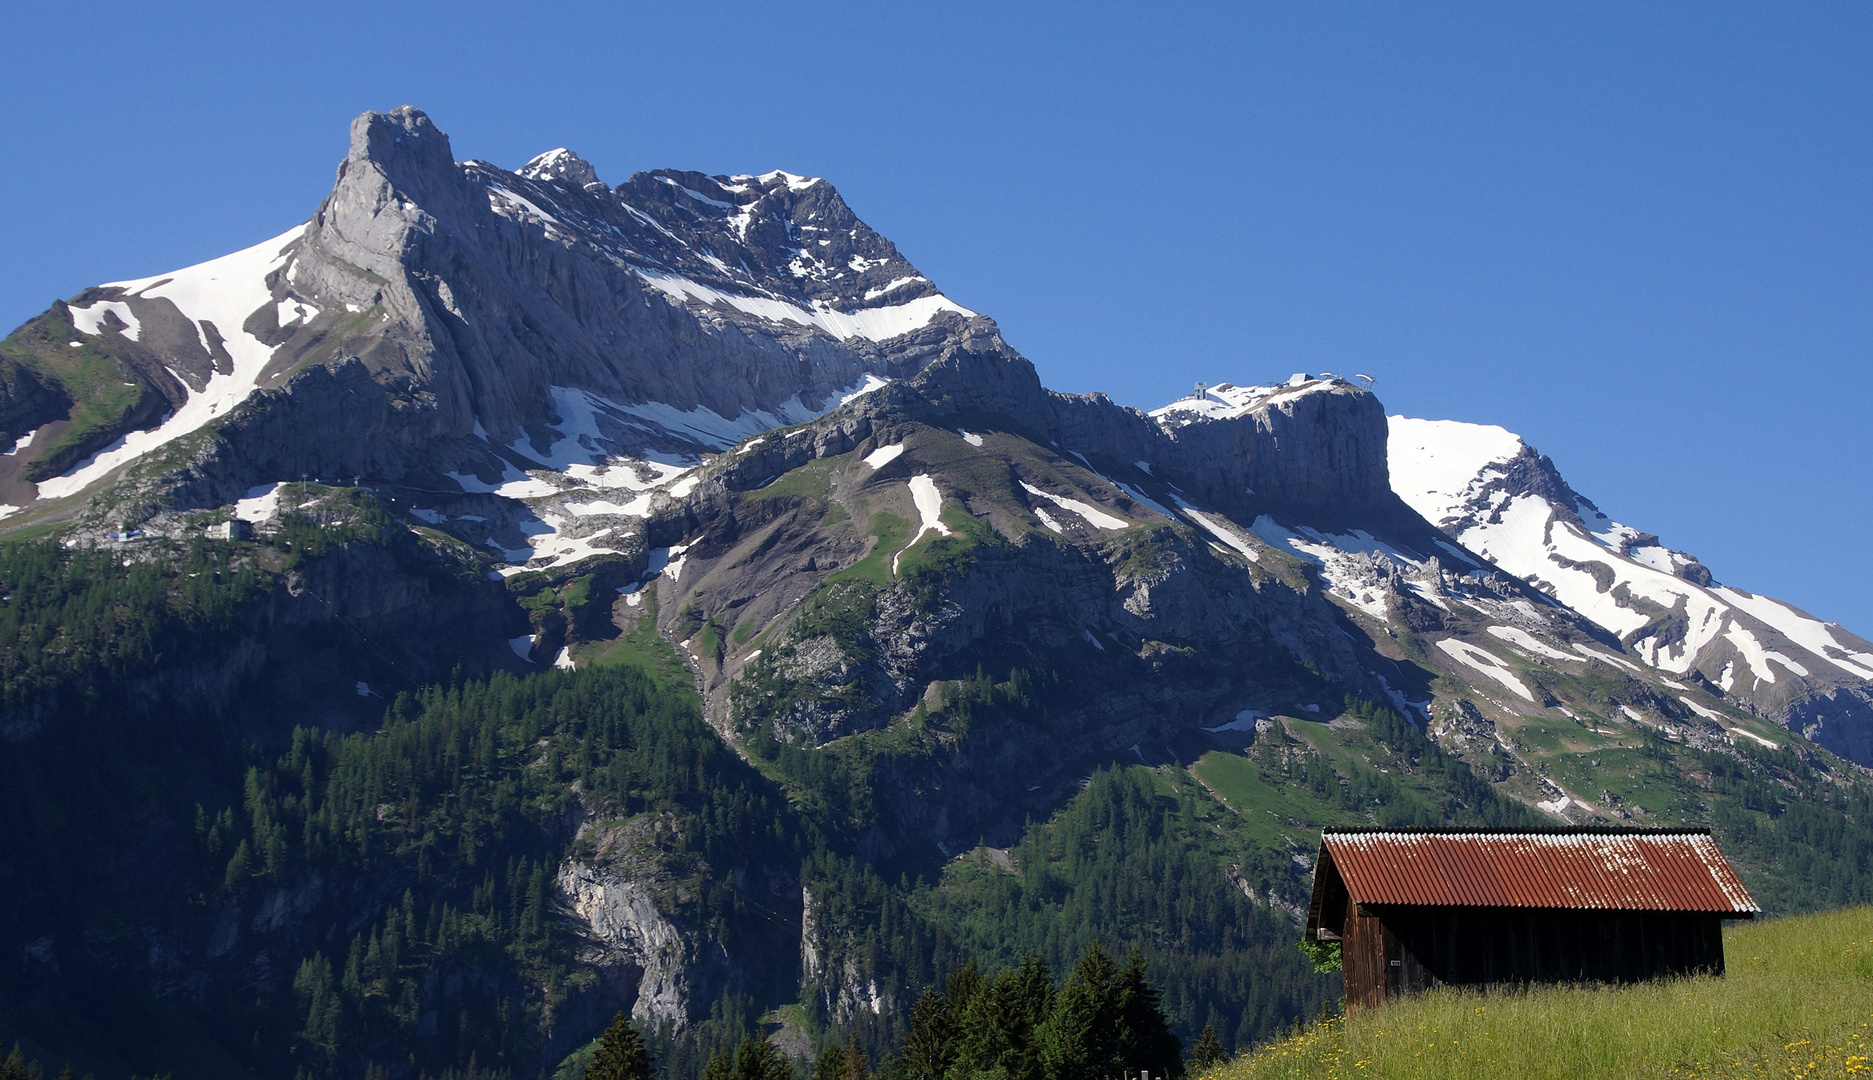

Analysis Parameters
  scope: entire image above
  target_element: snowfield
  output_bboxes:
[37,225,306,501]
[635,269,975,343]
[1389,413,1873,693]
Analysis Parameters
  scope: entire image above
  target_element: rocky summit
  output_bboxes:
[1,108,1870,1080]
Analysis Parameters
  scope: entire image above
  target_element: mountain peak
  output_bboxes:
[518,147,601,189]
[348,106,454,173]
[729,169,824,193]
[1151,375,1362,429]
[339,106,472,220]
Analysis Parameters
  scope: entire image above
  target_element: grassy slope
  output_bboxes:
[1191,699,1873,918]
[1206,906,1873,1080]
[0,312,148,477]
[580,589,697,693]
[1188,709,1530,857]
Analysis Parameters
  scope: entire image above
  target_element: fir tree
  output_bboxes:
[813,1032,873,1080]
[0,1045,40,1080]
[728,1037,792,1080]
[1188,1026,1224,1072]
[839,1031,870,1080]
[1114,948,1182,1079]
[902,986,955,1080]
[948,961,999,1077]
[945,962,986,1020]
[1039,943,1121,1080]
[1006,951,1056,1080]
[586,1012,651,1080]
[811,1040,849,1080]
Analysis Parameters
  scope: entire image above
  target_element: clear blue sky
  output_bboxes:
[3,3,1868,632]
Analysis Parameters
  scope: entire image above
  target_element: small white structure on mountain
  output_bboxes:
[206,518,254,541]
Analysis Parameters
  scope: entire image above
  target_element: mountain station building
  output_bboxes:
[1304,827,1759,1008]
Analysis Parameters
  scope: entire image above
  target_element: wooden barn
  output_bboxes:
[1304,827,1759,1008]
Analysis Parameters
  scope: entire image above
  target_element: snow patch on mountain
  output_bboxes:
[864,444,905,470]
[1247,516,1425,623]
[1173,501,1260,561]
[908,476,949,540]
[634,269,973,343]
[437,371,908,575]
[894,475,952,574]
[36,226,305,501]
[1149,376,1345,426]
[1436,638,1535,702]
[68,300,142,340]
[841,375,891,405]
[1486,625,1576,662]
[234,483,284,523]
[1714,586,1873,680]
[1020,482,1128,531]
[612,388,833,449]
[1386,417,1524,526]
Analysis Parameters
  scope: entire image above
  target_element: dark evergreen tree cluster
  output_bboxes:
[1186,1029,1223,1073]
[0,538,267,709]
[204,667,804,1077]
[808,1033,870,1080]
[588,1013,653,1080]
[905,768,1337,1054]
[0,1047,46,1080]
[890,946,1181,1080]
[700,1038,792,1080]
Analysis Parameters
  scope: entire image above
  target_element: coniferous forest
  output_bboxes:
[0,537,1338,1080]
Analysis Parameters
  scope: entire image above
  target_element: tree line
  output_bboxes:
[584,943,1233,1080]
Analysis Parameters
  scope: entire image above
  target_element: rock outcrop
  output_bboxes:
[0,106,994,525]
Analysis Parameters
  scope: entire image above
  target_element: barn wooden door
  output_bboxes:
[1379,912,1427,999]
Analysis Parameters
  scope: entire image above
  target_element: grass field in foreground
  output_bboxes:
[1207,906,1873,1079]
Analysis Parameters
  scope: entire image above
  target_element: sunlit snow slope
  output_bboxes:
[1388,414,1873,750]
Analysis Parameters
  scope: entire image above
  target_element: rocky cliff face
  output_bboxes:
[554,812,736,1030]
[0,106,995,534]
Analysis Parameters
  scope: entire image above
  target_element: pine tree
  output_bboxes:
[1040,943,1121,1080]
[728,1037,792,1080]
[839,1031,870,1080]
[1002,953,1055,1080]
[1188,1026,1224,1072]
[902,986,955,1080]
[586,1012,651,1080]
[1114,948,1182,1080]
[949,962,1000,1077]
[812,1040,849,1080]
[946,962,985,1020]
[1,1045,39,1080]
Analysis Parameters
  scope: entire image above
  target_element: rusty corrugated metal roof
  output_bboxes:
[1319,828,1759,914]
